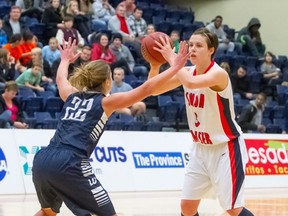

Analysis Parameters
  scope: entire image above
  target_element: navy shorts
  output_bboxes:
[32,146,116,216]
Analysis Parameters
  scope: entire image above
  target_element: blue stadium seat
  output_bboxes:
[272,105,285,119]
[0,5,10,19]
[23,96,44,117]
[125,121,144,131]
[42,119,59,129]
[145,121,163,131]
[273,118,286,131]
[44,97,64,118]
[106,119,125,130]
[34,112,53,129]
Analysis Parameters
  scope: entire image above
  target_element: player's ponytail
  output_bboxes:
[69,60,111,92]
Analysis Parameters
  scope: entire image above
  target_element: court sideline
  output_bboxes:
[0,188,287,216]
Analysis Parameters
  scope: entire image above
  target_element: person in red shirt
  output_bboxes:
[20,30,37,66]
[2,33,23,62]
[91,33,115,64]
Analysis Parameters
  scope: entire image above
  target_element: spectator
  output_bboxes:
[2,6,28,41]
[230,65,254,99]
[170,30,180,53]
[0,81,28,129]
[56,15,85,48]
[0,19,8,47]
[238,92,267,133]
[220,62,231,74]
[92,0,115,25]
[206,15,238,54]
[260,51,282,97]
[237,17,265,57]
[91,33,115,64]
[109,33,134,74]
[72,45,92,68]
[110,67,146,116]
[41,0,64,45]
[146,24,155,35]
[0,48,16,89]
[127,7,147,39]
[42,37,61,69]
[42,37,60,68]
[117,0,136,16]
[16,63,44,92]
[26,47,57,95]
[108,5,142,59]
[15,0,43,21]
[76,0,93,16]
[2,33,23,62]
[62,0,91,39]
[20,30,37,66]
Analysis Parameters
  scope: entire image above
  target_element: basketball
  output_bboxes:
[141,32,173,65]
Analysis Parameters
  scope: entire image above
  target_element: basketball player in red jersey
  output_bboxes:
[148,27,254,216]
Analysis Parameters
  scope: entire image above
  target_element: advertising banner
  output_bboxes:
[0,130,25,194]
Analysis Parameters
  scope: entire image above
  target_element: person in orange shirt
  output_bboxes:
[20,30,36,66]
[2,33,23,62]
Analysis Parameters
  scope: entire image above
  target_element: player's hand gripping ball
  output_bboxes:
[141,32,173,65]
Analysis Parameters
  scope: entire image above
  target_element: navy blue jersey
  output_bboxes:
[49,91,108,157]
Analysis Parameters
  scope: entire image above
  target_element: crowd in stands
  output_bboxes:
[0,0,287,133]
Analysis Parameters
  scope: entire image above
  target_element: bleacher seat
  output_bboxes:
[0,5,10,19]
[44,97,64,118]
[145,121,163,131]
[34,112,53,129]
[106,119,125,130]
[125,121,144,131]
[272,105,285,119]
[23,96,44,117]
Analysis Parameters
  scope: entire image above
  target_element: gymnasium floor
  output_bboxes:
[0,188,287,216]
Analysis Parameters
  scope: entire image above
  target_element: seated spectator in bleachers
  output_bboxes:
[206,15,238,55]
[260,51,282,97]
[56,15,85,48]
[0,19,8,47]
[42,37,61,69]
[170,30,180,53]
[108,4,142,59]
[2,33,23,62]
[237,92,267,133]
[62,0,91,39]
[117,0,136,16]
[15,0,43,21]
[146,24,156,35]
[91,33,115,64]
[26,47,57,95]
[20,30,37,66]
[127,7,147,40]
[92,0,115,25]
[72,45,92,68]
[76,0,93,17]
[41,0,64,45]
[2,6,28,41]
[236,17,265,58]
[220,61,231,74]
[16,63,45,93]
[0,81,28,129]
[230,65,255,99]
[110,67,146,116]
[0,48,16,89]
[109,33,134,74]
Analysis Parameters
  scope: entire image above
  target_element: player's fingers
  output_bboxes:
[154,40,164,48]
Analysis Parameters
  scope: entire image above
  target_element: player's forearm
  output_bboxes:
[56,59,70,85]
[148,64,161,79]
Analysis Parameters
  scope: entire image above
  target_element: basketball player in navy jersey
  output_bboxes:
[32,38,190,216]
[149,28,254,216]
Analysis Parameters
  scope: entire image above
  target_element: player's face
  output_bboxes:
[188,34,213,64]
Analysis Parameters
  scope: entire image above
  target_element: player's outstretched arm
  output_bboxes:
[103,42,189,117]
[56,38,81,101]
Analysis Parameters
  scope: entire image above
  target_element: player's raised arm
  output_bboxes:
[102,41,189,117]
[56,38,81,101]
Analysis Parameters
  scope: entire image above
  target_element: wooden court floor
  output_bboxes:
[0,188,287,216]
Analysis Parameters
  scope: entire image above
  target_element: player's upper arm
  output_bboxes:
[57,77,78,101]
[177,67,228,90]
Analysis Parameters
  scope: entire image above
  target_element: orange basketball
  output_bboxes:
[141,32,173,65]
